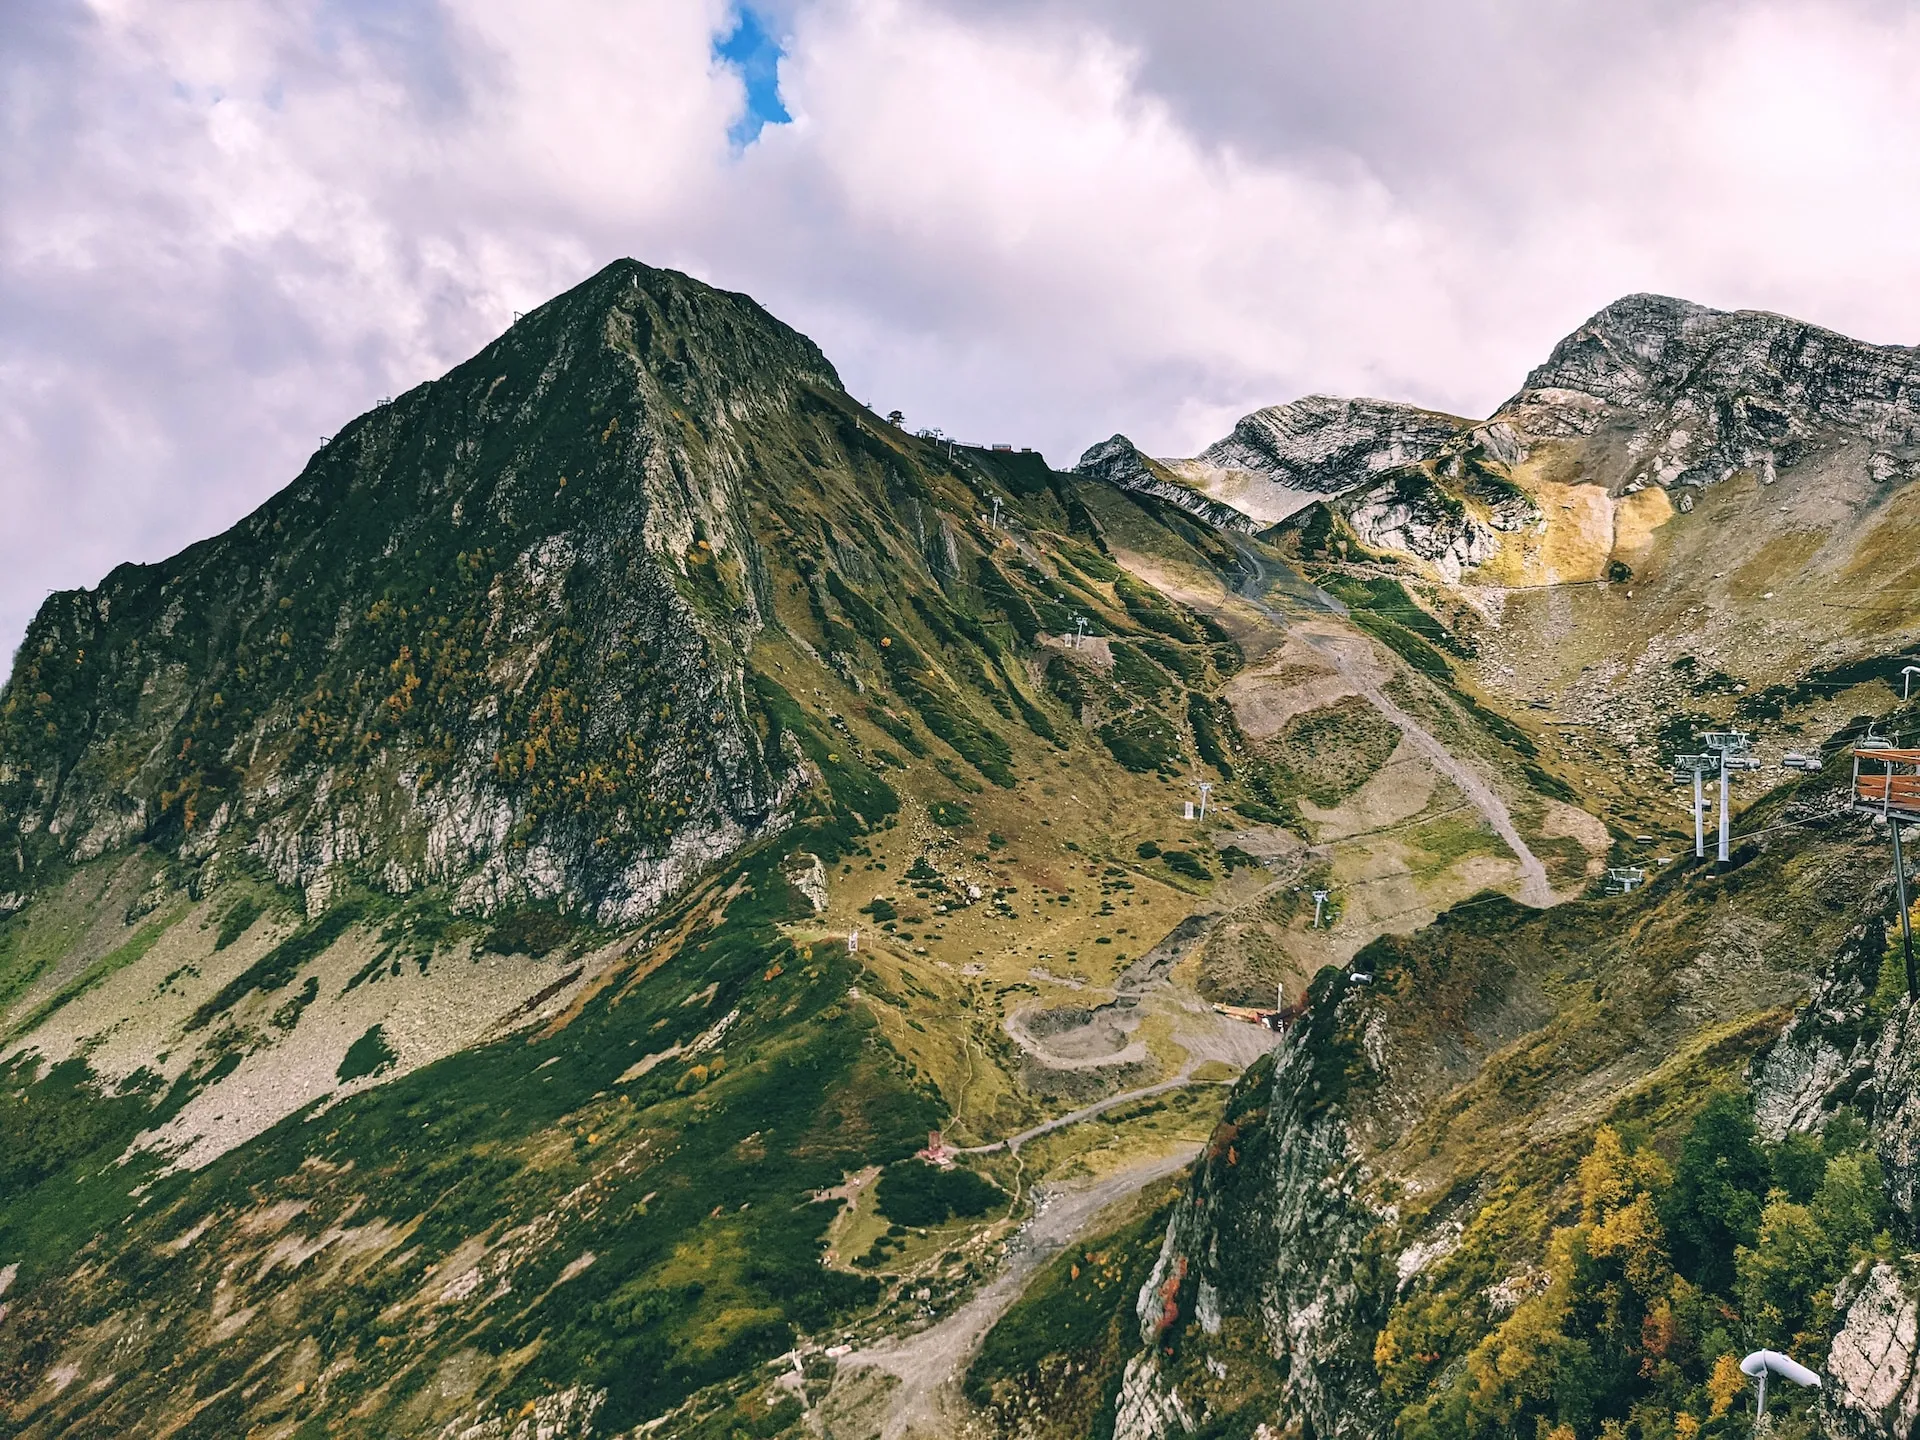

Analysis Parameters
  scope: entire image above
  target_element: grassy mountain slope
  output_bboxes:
[0,261,1591,1439]
[18,264,1898,1440]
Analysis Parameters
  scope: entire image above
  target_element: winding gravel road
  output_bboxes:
[1230,535,1554,908]
[834,1146,1200,1440]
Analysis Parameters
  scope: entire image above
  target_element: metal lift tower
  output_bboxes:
[1672,754,1717,859]
[1851,743,1920,999]
[1699,731,1756,863]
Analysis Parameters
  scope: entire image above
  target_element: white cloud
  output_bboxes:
[5,0,1920,663]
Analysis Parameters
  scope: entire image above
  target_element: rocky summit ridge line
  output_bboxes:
[4,262,859,929]
[9,263,1920,1440]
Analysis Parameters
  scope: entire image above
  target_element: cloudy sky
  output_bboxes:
[5,0,1920,663]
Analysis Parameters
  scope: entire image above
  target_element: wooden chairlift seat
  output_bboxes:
[1853,748,1920,821]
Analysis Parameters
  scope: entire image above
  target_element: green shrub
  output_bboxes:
[337,1024,398,1082]
[483,909,575,957]
[1160,850,1210,881]
[874,1161,1004,1226]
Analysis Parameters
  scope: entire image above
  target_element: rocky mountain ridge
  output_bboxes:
[1494,292,1920,495]
[2,261,840,930]
[9,265,1920,1440]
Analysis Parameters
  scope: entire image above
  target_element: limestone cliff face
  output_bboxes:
[1819,995,1920,1440]
[1334,464,1539,584]
[1747,920,1920,1438]
[1080,296,1920,600]
[1196,394,1470,496]
[1082,397,1473,531]
[1826,1260,1920,1439]
[1494,292,1920,495]
[0,260,853,926]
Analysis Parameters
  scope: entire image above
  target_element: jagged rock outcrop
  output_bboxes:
[1750,925,1920,1438]
[1196,395,1471,494]
[1750,920,1888,1142]
[1075,435,1261,533]
[0,260,885,927]
[1335,471,1521,584]
[1082,296,1920,596]
[1085,397,1473,530]
[1825,1261,1920,1439]
[1113,989,1389,1440]
[1746,919,1920,1227]
[1868,1000,1920,1224]
[1494,292,1920,494]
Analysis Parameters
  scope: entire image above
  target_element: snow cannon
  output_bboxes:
[1740,1349,1820,1418]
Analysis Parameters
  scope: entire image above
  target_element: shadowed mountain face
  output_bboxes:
[2,262,891,927]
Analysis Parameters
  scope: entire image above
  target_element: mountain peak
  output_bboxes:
[1199,394,1470,485]
[1494,290,1920,488]
[0,258,872,934]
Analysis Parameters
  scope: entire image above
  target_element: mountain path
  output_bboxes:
[1229,537,1554,909]
[956,1072,1229,1156]
[833,1145,1199,1440]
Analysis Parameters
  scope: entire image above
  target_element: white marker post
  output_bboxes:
[1195,782,1213,821]
[1311,890,1329,928]
[1673,754,1714,858]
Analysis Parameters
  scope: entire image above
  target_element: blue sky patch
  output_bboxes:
[714,5,790,148]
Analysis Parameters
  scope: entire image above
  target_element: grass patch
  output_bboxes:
[336,1023,398,1082]
[1095,707,1184,776]
[873,1160,1005,1226]
[6,910,178,1041]
[1262,696,1400,809]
